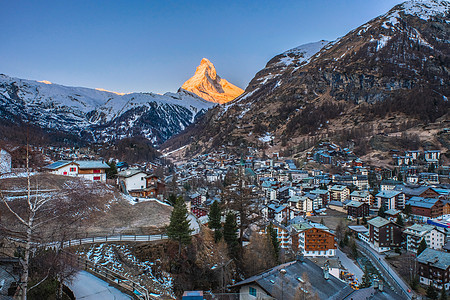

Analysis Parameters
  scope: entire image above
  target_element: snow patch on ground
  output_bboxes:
[0,172,37,179]
[258,132,274,143]
[376,35,392,51]
[401,0,449,21]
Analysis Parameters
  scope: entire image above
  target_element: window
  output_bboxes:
[249,287,257,297]
[93,169,101,173]
[93,176,101,181]
[70,167,77,172]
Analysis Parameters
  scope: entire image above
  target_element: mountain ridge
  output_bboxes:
[0,73,214,145]
[181,58,244,104]
[162,0,450,157]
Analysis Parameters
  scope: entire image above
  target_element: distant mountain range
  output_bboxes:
[0,74,214,144]
[0,57,244,146]
[164,0,449,156]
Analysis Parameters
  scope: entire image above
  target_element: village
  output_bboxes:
[1,141,449,299]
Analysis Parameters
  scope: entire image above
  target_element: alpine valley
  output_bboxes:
[1,0,449,159]
[0,56,247,147]
[163,0,450,160]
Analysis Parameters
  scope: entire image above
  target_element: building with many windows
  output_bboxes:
[367,216,402,253]
[418,248,450,290]
[403,224,446,254]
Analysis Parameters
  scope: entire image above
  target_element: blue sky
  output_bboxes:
[0,0,403,94]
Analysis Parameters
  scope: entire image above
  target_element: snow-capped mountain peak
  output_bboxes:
[181,58,243,104]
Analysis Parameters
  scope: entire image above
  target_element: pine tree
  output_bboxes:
[418,238,427,255]
[223,212,239,259]
[208,201,222,242]
[167,194,177,206]
[404,204,412,217]
[396,215,404,226]
[360,266,371,288]
[267,223,280,262]
[167,197,193,255]
[106,160,118,179]
[378,206,386,218]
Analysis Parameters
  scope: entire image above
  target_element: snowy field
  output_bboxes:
[68,271,132,300]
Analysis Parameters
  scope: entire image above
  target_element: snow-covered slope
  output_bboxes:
[162,0,450,155]
[0,74,214,144]
[181,58,243,104]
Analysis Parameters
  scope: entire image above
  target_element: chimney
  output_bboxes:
[323,262,330,280]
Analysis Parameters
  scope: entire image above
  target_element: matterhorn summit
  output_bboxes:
[181,58,243,104]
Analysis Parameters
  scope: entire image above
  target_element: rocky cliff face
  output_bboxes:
[163,0,450,155]
[181,58,243,104]
[0,74,214,145]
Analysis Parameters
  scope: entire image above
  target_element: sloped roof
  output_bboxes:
[77,161,110,169]
[232,259,353,300]
[346,200,365,208]
[117,169,148,178]
[376,190,402,199]
[350,190,371,198]
[417,248,450,270]
[368,216,391,228]
[44,160,77,170]
[394,185,433,196]
[406,197,440,209]
[310,189,329,195]
[384,209,401,216]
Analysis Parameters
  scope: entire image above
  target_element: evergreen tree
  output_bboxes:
[208,201,222,242]
[396,215,404,227]
[320,218,325,225]
[440,285,447,300]
[427,285,438,300]
[404,204,412,217]
[360,266,371,288]
[167,197,193,255]
[223,212,239,259]
[106,160,118,179]
[167,194,177,206]
[418,238,427,255]
[378,206,386,218]
[397,172,403,182]
[267,223,280,262]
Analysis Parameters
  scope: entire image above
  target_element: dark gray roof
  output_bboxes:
[343,286,402,300]
[232,259,354,300]
[44,160,76,170]
[417,248,450,270]
[77,160,110,169]
[394,185,433,196]
[406,197,440,209]
[346,200,365,208]
[368,216,391,228]
[376,190,402,198]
